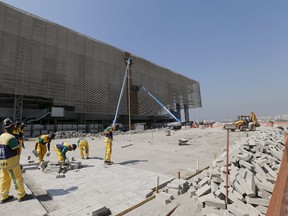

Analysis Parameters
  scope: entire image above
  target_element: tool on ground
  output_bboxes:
[121,144,133,148]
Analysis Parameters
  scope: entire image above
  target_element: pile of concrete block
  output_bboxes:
[158,178,190,204]
[55,128,167,139]
[190,128,285,216]
[43,160,82,177]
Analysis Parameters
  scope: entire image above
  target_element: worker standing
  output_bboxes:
[54,142,77,164]
[12,122,21,157]
[33,133,55,164]
[103,124,118,165]
[77,138,89,159]
[18,123,26,150]
[0,118,33,203]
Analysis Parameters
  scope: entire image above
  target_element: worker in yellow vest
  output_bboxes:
[18,123,26,150]
[12,122,21,157]
[0,118,33,203]
[103,124,119,165]
[77,138,89,159]
[54,142,77,164]
[33,133,55,163]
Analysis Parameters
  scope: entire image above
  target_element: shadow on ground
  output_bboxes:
[47,186,78,197]
[118,159,148,165]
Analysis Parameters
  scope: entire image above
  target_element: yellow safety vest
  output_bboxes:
[0,133,19,169]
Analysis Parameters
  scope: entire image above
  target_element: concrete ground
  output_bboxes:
[1,126,245,216]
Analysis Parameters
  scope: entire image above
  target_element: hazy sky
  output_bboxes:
[2,0,288,121]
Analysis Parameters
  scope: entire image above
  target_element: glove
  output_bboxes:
[64,159,69,164]
[46,151,51,157]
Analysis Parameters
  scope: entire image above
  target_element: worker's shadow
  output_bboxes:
[81,164,95,169]
[89,156,103,160]
[47,186,78,197]
[118,160,148,165]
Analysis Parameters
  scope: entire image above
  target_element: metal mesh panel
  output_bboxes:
[0,2,202,119]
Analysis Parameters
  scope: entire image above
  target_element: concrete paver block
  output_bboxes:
[227,203,249,216]
[204,197,226,209]
[196,183,211,197]
[246,197,269,207]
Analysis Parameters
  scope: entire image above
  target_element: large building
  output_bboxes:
[0,2,201,135]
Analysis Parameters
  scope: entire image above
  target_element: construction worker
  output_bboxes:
[77,138,89,159]
[12,122,21,157]
[33,133,55,164]
[103,124,119,165]
[18,123,26,150]
[54,142,77,164]
[0,118,33,203]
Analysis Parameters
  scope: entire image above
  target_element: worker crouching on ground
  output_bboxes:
[103,124,119,165]
[77,138,89,159]
[54,142,77,164]
[0,118,33,203]
[34,133,55,164]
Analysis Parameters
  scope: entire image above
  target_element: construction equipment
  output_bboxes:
[137,85,182,130]
[113,58,132,125]
[112,58,181,130]
[223,112,260,132]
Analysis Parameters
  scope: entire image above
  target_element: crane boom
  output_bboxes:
[113,58,132,124]
[140,85,180,122]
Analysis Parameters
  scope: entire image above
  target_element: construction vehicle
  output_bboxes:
[223,112,260,132]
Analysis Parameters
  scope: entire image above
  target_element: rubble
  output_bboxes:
[41,159,82,178]
[145,127,285,215]
[189,128,285,215]
[54,128,168,139]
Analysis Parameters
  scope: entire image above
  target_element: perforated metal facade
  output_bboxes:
[0,2,201,123]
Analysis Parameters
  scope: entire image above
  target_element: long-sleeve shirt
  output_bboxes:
[56,142,70,159]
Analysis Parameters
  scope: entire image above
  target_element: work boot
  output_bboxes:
[105,161,113,165]
[18,194,33,202]
[0,196,14,204]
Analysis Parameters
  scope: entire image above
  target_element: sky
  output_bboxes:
[1,0,288,121]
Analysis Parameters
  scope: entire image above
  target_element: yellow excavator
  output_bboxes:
[224,112,260,132]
